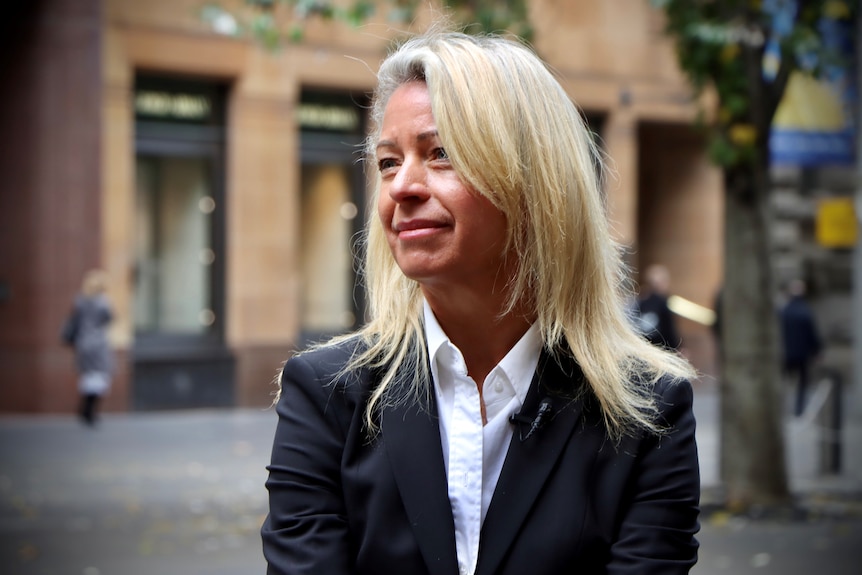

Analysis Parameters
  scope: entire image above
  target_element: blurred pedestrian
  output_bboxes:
[262,27,700,575]
[635,264,682,350]
[780,279,822,417]
[711,285,724,364]
[62,269,114,426]
[711,286,723,344]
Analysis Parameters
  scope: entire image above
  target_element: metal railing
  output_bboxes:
[803,370,843,475]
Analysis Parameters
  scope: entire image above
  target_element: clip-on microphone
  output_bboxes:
[509,397,554,441]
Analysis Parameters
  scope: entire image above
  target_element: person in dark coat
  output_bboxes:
[710,286,723,362]
[636,264,682,350]
[64,269,115,425]
[780,279,822,416]
[262,29,700,575]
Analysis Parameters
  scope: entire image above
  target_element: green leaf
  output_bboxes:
[708,134,740,167]
[251,13,280,50]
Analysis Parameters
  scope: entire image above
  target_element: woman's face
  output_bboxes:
[376,81,509,293]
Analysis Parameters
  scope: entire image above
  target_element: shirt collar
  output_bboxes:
[424,300,451,387]
[496,321,542,404]
[423,299,541,404]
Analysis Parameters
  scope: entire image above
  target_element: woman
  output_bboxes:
[262,28,700,575]
[64,269,114,426]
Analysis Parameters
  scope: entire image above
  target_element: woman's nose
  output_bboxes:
[388,156,429,202]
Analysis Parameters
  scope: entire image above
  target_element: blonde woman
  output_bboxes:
[63,269,114,426]
[263,29,700,575]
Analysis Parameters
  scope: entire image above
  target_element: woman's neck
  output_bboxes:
[424,287,535,385]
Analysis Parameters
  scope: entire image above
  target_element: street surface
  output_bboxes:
[1,382,860,574]
[0,409,272,575]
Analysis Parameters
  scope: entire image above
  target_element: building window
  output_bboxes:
[131,75,232,410]
[299,90,367,342]
[300,164,358,332]
[132,76,226,346]
[134,156,216,334]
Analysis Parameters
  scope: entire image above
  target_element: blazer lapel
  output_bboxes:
[382,363,459,575]
[476,350,588,575]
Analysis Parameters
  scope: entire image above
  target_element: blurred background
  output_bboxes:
[0,0,736,414]
[0,0,859,573]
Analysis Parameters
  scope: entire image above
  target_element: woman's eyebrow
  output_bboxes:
[376,130,440,151]
[416,130,439,142]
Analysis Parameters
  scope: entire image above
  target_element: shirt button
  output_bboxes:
[494,381,504,393]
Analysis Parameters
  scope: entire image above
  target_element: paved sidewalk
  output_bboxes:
[1,382,861,574]
[693,378,862,501]
[691,378,862,574]
[0,408,278,575]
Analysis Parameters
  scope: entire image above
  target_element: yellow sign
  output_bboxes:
[816,197,857,248]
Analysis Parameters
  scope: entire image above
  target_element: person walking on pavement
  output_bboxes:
[62,269,115,426]
[635,264,682,350]
[780,279,822,417]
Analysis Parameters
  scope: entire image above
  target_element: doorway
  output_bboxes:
[297,90,368,345]
[132,76,233,409]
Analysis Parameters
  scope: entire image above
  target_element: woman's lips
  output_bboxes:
[394,219,447,239]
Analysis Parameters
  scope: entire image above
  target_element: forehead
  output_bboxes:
[385,80,431,108]
[378,81,436,135]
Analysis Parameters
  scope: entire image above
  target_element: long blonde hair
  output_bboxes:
[317,29,694,439]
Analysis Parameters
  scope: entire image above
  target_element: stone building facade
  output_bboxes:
[0,0,729,412]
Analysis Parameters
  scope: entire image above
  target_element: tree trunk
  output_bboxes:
[719,163,790,509]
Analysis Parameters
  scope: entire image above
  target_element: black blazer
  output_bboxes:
[262,340,700,575]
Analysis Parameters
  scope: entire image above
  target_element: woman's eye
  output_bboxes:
[378,158,398,172]
[432,147,449,161]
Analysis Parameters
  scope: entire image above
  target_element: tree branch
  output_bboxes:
[765,0,817,123]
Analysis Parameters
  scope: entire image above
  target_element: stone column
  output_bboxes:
[601,108,639,249]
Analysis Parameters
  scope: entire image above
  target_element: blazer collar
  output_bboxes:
[382,347,588,575]
[476,349,588,575]
[382,360,460,575]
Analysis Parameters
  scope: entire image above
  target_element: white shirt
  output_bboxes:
[423,301,541,575]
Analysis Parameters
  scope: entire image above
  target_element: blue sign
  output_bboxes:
[765,2,856,166]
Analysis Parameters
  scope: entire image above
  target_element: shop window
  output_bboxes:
[299,90,367,342]
[134,156,215,334]
[131,75,231,410]
[300,164,358,332]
